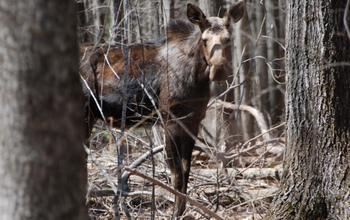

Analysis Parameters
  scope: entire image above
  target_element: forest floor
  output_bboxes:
[86,123,284,220]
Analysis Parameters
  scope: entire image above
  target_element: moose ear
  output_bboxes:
[187,3,208,31]
[224,1,245,23]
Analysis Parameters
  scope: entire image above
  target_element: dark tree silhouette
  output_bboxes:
[0,0,87,219]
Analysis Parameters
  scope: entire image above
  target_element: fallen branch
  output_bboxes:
[191,166,283,181]
[125,167,224,220]
[88,189,174,202]
[225,138,285,159]
[121,145,164,187]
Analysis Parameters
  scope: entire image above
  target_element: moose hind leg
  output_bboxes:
[180,135,194,194]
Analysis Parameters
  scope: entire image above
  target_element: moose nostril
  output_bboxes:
[209,57,227,66]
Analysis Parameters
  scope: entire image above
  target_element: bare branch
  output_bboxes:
[214,99,271,140]
[121,145,164,185]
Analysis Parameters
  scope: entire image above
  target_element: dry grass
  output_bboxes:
[86,121,284,220]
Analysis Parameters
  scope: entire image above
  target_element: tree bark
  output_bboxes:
[0,0,87,219]
[266,0,350,219]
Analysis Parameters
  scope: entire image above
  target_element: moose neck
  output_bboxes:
[158,20,209,100]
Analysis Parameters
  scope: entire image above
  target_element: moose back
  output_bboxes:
[80,2,245,217]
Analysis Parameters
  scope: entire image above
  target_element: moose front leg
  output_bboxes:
[164,122,195,218]
[84,102,97,147]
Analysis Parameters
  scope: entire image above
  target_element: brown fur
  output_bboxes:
[80,2,245,217]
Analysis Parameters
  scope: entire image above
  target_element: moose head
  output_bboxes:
[187,1,245,81]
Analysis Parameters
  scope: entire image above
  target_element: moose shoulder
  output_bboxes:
[80,2,245,218]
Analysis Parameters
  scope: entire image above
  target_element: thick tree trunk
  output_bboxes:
[266,0,350,219]
[0,0,87,219]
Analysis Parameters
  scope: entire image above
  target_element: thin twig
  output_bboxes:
[225,125,286,160]
[84,145,118,194]
[344,0,350,39]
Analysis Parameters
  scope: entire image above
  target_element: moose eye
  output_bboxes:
[202,38,208,46]
[222,37,230,44]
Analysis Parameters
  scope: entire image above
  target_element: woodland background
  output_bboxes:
[77,0,286,219]
[0,0,350,220]
[1,0,348,219]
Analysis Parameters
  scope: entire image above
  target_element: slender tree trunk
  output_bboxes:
[92,0,102,42]
[111,0,123,43]
[256,1,270,118]
[266,0,350,219]
[233,1,255,142]
[266,0,285,129]
[77,1,92,43]
[0,0,87,219]
[152,1,160,40]
[163,0,175,21]
[198,0,225,17]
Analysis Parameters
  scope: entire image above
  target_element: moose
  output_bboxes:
[80,2,245,217]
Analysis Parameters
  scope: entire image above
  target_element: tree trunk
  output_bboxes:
[111,0,123,43]
[233,1,255,142]
[266,0,285,129]
[266,0,350,219]
[77,1,93,43]
[163,0,175,21]
[198,0,225,17]
[0,0,87,219]
[255,1,270,118]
